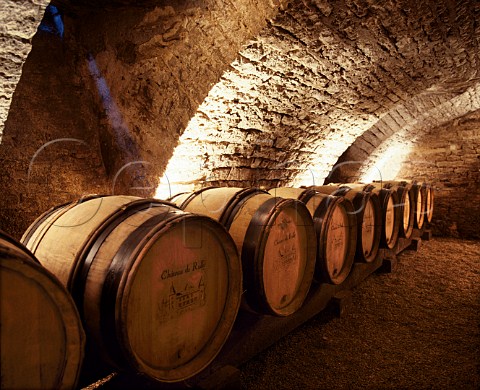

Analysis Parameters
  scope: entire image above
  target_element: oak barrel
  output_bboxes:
[372,181,415,239]
[356,184,401,250]
[308,185,382,263]
[0,230,85,390]
[410,182,426,230]
[268,187,356,285]
[167,191,190,205]
[421,182,434,224]
[21,196,242,383]
[170,187,316,316]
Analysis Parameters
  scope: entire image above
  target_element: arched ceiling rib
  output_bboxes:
[359,83,480,183]
[0,0,291,238]
[2,0,479,195]
[329,82,480,183]
[69,0,291,183]
[158,0,480,194]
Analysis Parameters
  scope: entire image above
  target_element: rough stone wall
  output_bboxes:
[160,0,480,193]
[396,110,480,239]
[0,0,50,138]
[0,0,288,238]
[360,84,480,179]
[326,85,480,240]
[2,0,479,238]
[72,0,290,183]
[0,18,111,239]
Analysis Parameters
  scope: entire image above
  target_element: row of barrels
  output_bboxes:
[0,180,433,389]
[168,179,433,286]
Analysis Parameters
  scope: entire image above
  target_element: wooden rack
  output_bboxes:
[80,229,431,390]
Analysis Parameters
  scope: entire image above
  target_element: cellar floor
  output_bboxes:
[240,237,480,389]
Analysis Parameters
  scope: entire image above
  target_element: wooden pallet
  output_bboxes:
[407,227,432,252]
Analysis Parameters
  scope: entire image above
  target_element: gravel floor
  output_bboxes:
[240,238,480,389]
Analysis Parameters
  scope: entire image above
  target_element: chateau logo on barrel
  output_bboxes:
[158,261,207,322]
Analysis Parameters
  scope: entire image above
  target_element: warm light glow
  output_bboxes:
[360,138,413,183]
[154,61,261,199]
[153,131,204,199]
[154,175,195,200]
[291,167,328,188]
[155,47,480,196]
[291,134,362,187]
[155,125,200,199]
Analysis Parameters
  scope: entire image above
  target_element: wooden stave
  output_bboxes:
[23,195,242,380]
[268,187,312,203]
[322,183,400,250]
[267,187,357,285]
[312,195,357,284]
[411,182,426,230]
[340,188,382,263]
[382,180,426,230]
[419,185,427,229]
[21,196,243,383]
[178,187,317,317]
[398,185,415,239]
[372,181,414,239]
[176,187,266,228]
[0,229,40,263]
[362,186,401,250]
[0,232,85,390]
[22,201,81,259]
[95,211,242,382]
[216,189,316,316]
[21,195,106,256]
[421,182,435,224]
[166,191,191,205]
[304,184,339,196]
[308,185,382,263]
[176,187,269,255]
[175,186,222,211]
[240,196,316,316]
[378,179,433,231]
[22,195,142,288]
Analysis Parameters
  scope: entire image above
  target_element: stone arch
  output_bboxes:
[1,0,479,239]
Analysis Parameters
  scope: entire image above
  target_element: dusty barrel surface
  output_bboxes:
[171,187,316,317]
[21,196,242,383]
[372,181,415,239]
[268,187,356,285]
[0,230,85,390]
[309,185,382,263]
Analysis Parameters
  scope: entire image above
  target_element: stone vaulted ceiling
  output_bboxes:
[159,0,480,193]
[1,0,479,238]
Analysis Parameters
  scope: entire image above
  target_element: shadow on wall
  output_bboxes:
[0,0,295,239]
[0,5,168,239]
